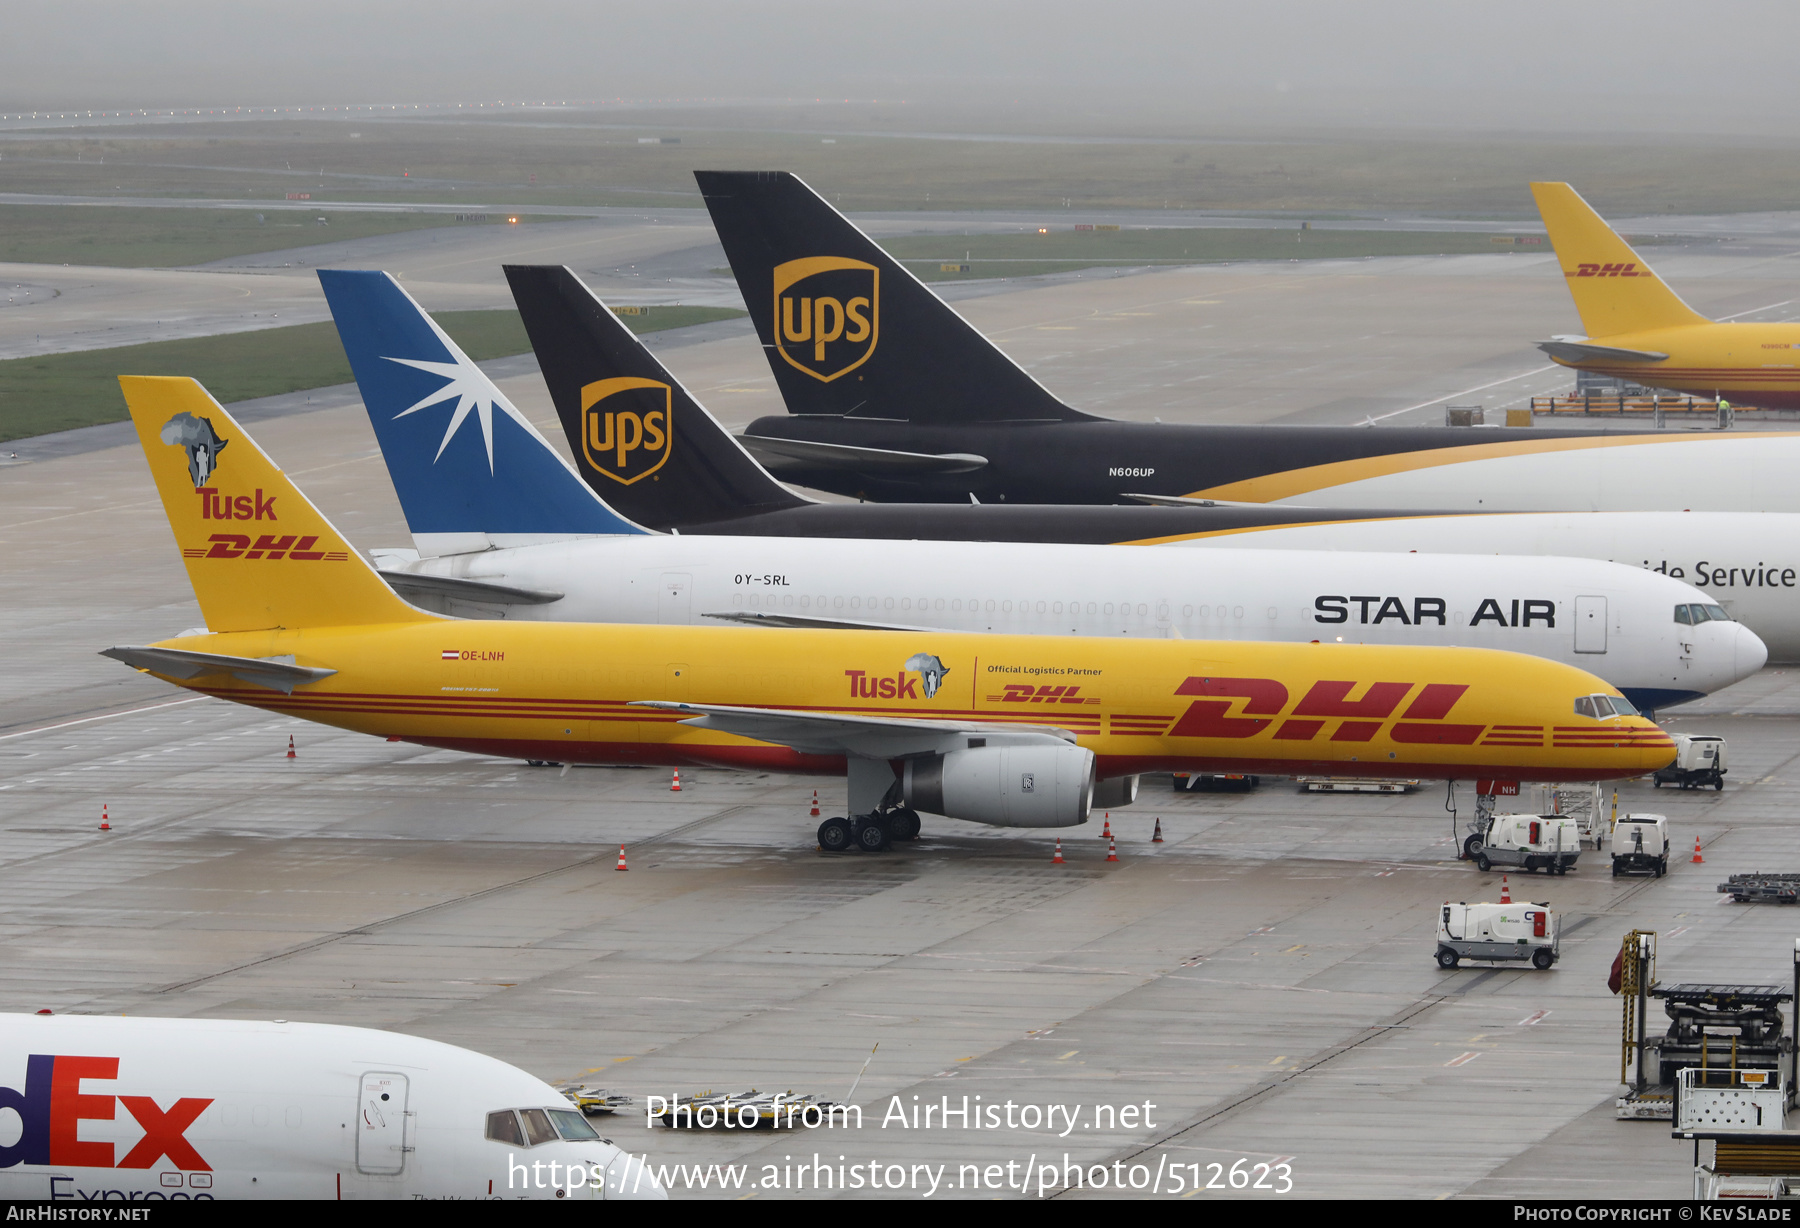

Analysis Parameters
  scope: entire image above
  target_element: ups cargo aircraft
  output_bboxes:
[0,1013,665,1201]
[104,377,1671,851]
[318,270,1764,718]
[1531,181,1800,408]
[695,170,1800,512]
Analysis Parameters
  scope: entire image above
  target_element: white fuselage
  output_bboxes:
[0,1014,664,1201]
[382,535,1765,711]
[1169,511,1800,664]
[1248,433,1800,512]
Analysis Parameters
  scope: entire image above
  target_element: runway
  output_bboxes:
[6,218,1800,1198]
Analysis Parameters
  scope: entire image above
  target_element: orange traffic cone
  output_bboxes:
[1151,818,1164,844]
[615,845,629,871]
[1052,838,1064,865]
[809,790,820,818]
[99,804,110,832]
[1105,836,1119,863]
[286,735,296,760]
[670,770,682,792]
[1692,837,1704,864]
[1100,815,1112,840]
[1499,875,1512,904]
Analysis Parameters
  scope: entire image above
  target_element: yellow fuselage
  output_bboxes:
[149,620,1674,783]
[1558,321,1800,408]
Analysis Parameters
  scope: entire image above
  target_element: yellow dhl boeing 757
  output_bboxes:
[1533,181,1800,408]
[106,377,1674,849]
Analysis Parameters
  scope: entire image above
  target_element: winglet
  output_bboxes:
[318,268,647,556]
[1530,182,1709,338]
[120,375,428,632]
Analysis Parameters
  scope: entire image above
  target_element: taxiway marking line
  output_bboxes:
[0,696,208,741]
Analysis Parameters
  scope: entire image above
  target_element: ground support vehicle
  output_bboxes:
[1613,813,1671,877]
[1173,772,1258,792]
[1654,734,1727,790]
[1466,813,1582,874]
[1720,874,1800,904]
[1435,901,1560,970]
[1297,777,1417,794]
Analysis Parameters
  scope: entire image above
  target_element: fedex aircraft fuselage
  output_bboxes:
[383,535,1764,714]
[0,1014,664,1201]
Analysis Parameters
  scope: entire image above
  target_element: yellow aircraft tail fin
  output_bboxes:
[1530,182,1709,338]
[121,375,430,632]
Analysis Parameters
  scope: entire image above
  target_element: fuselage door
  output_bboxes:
[1574,595,1607,654]
[357,1071,410,1175]
[658,573,692,624]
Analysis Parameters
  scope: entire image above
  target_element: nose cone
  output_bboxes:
[1736,622,1770,681]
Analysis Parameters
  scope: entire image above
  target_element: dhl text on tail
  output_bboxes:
[105,377,1676,836]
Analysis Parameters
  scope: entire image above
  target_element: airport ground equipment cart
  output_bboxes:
[1654,733,1727,791]
[1296,777,1417,794]
[1649,983,1794,1091]
[1613,813,1671,877]
[1720,874,1800,904]
[1435,901,1559,970]
[557,1084,635,1116]
[1466,813,1581,874]
[1172,772,1258,792]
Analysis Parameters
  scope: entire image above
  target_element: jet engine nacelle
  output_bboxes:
[903,737,1094,827]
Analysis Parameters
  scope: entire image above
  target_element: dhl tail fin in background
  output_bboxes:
[120,376,429,632]
[1530,182,1709,338]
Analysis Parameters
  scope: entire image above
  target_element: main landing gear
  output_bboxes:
[818,807,921,854]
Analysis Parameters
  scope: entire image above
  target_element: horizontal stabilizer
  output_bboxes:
[738,433,988,475]
[1536,338,1669,365]
[378,570,564,606]
[630,699,1074,759]
[701,610,941,633]
[101,646,336,694]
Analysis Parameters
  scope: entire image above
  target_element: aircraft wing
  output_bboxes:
[378,570,565,606]
[700,610,943,633]
[1535,339,1669,364]
[101,646,337,694]
[737,433,988,475]
[630,700,1074,758]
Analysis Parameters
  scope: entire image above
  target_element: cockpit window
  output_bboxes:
[1575,694,1622,719]
[549,1109,600,1141]
[519,1108,559,1146]
[486,1110,525,1146]
[1609,694,1639,717]
[1679,603,1734,624]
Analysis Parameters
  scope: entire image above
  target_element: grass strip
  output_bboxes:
[0,305,745,442]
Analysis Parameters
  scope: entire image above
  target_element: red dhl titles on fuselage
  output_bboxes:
[144,624,1675,783]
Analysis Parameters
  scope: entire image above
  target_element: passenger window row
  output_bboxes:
[740,593,1257,621]
[485,1106,601,1146]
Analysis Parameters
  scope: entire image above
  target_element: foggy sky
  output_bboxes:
[6,1,1798,138]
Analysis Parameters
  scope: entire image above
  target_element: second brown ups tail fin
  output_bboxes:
[504,264,809,530]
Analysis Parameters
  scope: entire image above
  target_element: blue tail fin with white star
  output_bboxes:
[319,269,647,556]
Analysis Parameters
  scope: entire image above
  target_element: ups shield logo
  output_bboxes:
[579,377,672,485]
[772,256,878,382]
